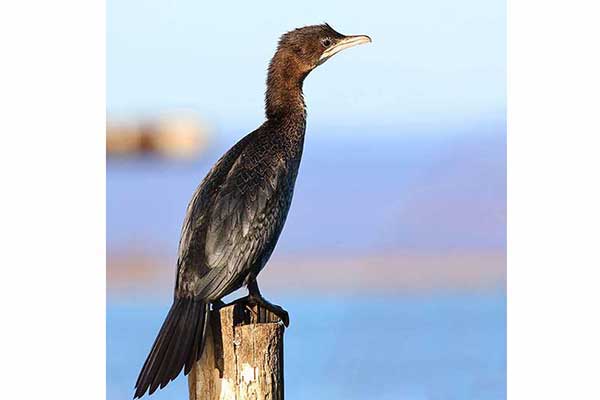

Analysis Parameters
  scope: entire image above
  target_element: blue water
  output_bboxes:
[108,293,506,400]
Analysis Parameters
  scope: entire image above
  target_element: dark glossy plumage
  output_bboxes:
[176,117,306,302]
[134,23,370,398]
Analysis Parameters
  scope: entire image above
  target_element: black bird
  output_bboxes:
[134,23,371,398]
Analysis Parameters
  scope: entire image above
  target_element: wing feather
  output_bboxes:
[174,128,294,301]
[200,151,290,298]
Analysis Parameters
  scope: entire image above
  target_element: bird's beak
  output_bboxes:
[318,34,372,65]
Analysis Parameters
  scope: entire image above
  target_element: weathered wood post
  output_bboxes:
[188,303,285,400]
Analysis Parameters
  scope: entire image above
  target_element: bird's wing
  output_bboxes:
[175,133,291,300]
[174,133,254,298]
[196,147,290,299]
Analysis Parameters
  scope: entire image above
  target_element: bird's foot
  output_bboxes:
[217,295,289,327]
[248,293,290,327]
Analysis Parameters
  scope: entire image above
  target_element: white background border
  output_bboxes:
[0,1,106,399]
[1,0,600,398]
[508,0,600,398]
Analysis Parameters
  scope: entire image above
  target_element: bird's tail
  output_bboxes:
[134,298,210,398]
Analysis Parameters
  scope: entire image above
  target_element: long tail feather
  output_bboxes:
[134,298,210,398]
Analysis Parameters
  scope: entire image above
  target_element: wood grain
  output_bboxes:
[188,303,285,400]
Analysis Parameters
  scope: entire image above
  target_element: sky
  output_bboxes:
[107,0,506,136]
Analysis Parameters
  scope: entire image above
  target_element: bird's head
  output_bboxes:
[266,24,370,118]
[272,23,371,76]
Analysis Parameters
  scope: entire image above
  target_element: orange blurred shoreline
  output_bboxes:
[107,250,505,297]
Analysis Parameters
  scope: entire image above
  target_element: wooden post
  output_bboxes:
[188,303,285,400]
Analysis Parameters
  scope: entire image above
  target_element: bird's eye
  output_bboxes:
[321,38,332,48]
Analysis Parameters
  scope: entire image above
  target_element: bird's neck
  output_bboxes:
[265,50,308,122]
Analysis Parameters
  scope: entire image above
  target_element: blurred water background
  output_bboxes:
[107,0,506,399]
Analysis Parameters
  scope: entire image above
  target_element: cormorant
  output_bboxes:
[134,23,371,398]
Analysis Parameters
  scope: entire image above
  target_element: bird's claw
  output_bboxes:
[271,306,289,327]
[248,295,290,327]
[218,295,289,326]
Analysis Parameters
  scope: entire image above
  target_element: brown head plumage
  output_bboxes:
[265,23,371,118]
